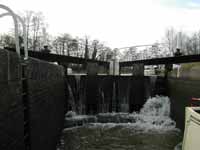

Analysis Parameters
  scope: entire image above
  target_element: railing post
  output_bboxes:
[109,59,119,75]
[132,63,144,76]
[119,65,121,75]
[86,62,98,75]
[164,64,172,78]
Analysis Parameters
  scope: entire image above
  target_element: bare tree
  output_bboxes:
[60,33,72,55]
[52,38,60,54]
[68,39,78,56]
[165,27,177,56]
[21,11,34,49]
[31,12,45,50]
[198,31,200,54]
[0,34,15,48]
[191,33,198,54]
[91,40,106,60]
[52,34,73,55]
[92,40,98,59]
[20,11,47,50]
[84,36,89,59]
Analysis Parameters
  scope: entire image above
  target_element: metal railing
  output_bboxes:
[0,4,28,59]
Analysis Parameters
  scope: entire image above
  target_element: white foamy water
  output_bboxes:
[88,96,179,133]
[65,96,180,133]
[130,96,177,132]
[140,96,170,116]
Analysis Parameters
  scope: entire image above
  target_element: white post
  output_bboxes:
[109,59,119,75]
[16,14,28,60]
[177,32,181,50]
[176,31,181,78]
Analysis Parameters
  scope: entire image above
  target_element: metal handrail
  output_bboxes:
[0,12,28,59]
[0,4,28,59]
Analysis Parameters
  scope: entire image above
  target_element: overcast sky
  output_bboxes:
[0,0,200,48]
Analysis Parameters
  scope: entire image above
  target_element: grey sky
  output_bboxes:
[0,0,200,48]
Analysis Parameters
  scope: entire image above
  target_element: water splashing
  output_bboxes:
[140,96,170,116]
[91,96,177,132]
[67,84,75,111]
[130,95,177,132]
[65,96,178,131]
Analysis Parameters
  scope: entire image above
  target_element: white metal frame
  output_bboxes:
[0,4,28,59]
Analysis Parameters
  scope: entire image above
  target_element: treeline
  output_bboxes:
[121,27,200,61]
[0,11,114,61]
[164,27,200,56]
[1,11,200,62]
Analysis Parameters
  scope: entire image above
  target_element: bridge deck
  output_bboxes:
[120,55,200,67]
[4,47,109,67]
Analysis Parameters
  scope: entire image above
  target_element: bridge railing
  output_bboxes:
[119,54,200,66]
[5,47,110,75]
[119,54,200,76]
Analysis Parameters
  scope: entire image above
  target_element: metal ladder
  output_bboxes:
[22,61,31,150]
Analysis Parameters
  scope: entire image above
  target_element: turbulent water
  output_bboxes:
[61,96,182,150]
